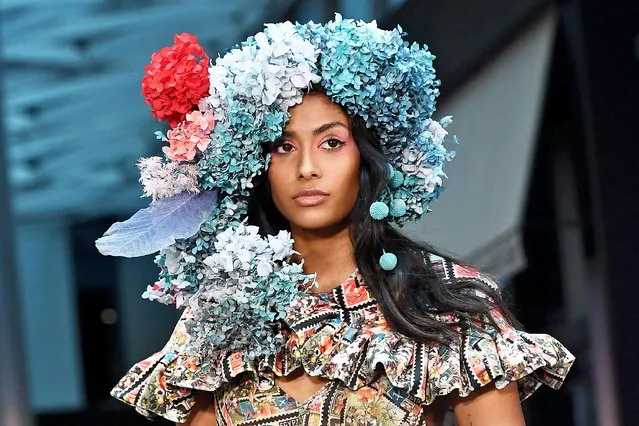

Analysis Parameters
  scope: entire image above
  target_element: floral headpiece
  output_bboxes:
[96,15,455,360]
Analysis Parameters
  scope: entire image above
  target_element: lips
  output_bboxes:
[293,189,329,207]
[293,189,329,199]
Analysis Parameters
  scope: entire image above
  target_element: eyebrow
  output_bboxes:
[281,121,348,138]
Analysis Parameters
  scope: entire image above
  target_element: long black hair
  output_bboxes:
[246,96,520,344]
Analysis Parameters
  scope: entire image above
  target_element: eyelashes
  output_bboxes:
[320,138,345,150]
[272,141,293,154]
[272,138,345,154]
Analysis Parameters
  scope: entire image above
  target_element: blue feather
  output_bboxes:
[95,190,218,257]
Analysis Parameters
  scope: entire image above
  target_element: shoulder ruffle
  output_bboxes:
[278,267,575,404]
[110,306,265,423]
[112,258,575,421]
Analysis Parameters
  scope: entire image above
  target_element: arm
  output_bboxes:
[453,382,526,426]
[178,390,217,426]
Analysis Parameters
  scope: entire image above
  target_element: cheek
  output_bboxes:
[341,143,361,186]
[267,165,289,211]
[267,167,281,197]
[330,145,361,203]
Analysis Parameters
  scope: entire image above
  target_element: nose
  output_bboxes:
[297,147,321,180]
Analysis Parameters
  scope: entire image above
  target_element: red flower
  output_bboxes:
[142,33,210,127]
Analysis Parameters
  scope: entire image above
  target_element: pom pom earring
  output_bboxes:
[369,201,389,220]
[389,170,404,189]
[390,199,407,217]
[379,250,398,271]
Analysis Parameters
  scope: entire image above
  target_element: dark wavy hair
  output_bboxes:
[247,94,520,344]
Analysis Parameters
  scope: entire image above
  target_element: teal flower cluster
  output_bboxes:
[379,117,456,224]
[184,224,315,360]
[318,15,439,145]
[141,196,249,306]
[197,109,284,197]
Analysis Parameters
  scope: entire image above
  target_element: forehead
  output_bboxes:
[285,93,349,131]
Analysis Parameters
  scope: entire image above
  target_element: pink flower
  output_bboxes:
[163,110,215,162]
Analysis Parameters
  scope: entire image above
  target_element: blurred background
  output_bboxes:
[0,0,637,425]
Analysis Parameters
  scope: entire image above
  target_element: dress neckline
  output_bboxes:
[307,267,379,313]
[308,267,361,300]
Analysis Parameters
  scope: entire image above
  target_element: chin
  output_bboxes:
[289,210,351,233]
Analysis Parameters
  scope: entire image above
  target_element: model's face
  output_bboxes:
[268,92,361,233]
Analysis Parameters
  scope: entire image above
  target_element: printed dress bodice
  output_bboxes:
[111,255,575,425]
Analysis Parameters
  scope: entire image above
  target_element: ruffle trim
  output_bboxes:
[111,266,575,422]
[276,289,575,404]
[110,308,280,423]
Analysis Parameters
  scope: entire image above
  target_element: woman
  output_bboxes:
[98,15,574,426]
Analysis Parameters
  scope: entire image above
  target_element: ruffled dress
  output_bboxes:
[111,255,575,425]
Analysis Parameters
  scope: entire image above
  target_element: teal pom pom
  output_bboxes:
[389,171,404,189]
[369,201,389,220]
[390,199,407,217]
[379,252,397,271]
[386,163,395,180]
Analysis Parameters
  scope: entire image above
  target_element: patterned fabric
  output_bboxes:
[215,374,425,425]
[111,254,575,424]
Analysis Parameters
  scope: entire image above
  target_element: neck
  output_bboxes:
[290,222,357,294]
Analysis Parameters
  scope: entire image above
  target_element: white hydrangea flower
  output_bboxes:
[264,20,297,43]
[427,119,448,143]
[424,172,444,193]
[172,278,192,290]
[137,156,199,201]
[204,224,296,279]
[206,21,321,119]
[256,259,273,277]
[203,252,232,271]
[245,225,260,235]
[236,248,254,265]
[398,147,446,194]
[232,289,250,305]
[214,226,234,246]
[268,230,294,261]
[160,245,185,275]
[175,292,187,309]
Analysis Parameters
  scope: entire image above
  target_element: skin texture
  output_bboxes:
[267,92,360,294]
[453,382,526,426]
[181,390,216,425]
[180,93,527,425]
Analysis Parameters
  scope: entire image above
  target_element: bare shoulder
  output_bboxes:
[421,394,451,426]
[178,390,217,426]
[452,382,525,426]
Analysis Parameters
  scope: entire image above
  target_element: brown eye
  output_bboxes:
[321,138,344,150]
[274,141,294,154]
